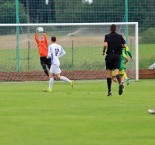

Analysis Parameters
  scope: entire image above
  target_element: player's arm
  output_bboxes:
[127,51,132,58]
[59,48,66,58]
[121,35,126,48]
[47,46,52,58]
[34,32,39,44]
[122,48,128,63]
[103,36,108,55]
[126,46,133,58]
[125,45,133,60]
[43,32,48,46]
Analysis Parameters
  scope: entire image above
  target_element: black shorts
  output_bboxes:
[40,57,51,69]
[105,54,121,70]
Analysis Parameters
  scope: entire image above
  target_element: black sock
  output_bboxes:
[116,74,121,84]
[107,78,112,93]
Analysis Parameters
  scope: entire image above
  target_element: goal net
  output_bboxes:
[0,22,138,82]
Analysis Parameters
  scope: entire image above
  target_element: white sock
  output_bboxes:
[60,76,71,83]
[49,77,54,89]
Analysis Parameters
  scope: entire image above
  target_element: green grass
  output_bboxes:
[139,44,155,68]
[0,79,155,145]
[0,43,155,71]
[0,45,104,71]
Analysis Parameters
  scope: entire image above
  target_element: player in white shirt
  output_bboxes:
[43,36,74,92]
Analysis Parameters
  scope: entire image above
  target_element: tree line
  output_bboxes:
[1,0,155,31]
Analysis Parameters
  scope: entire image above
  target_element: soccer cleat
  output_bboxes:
[126,78,130,86]
[43,88,52,92]
[118,84,124,95]
[70,80,74,88]
[148,109,155,114]
[107,92,112,96]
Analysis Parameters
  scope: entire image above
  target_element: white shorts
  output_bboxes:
[50,64,61,74]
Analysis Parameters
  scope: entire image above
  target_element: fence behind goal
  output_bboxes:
[0,22,138,82]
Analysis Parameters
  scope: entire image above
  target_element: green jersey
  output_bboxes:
[119,47,127,70]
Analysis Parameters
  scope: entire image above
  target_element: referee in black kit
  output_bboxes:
[103,24,126,96]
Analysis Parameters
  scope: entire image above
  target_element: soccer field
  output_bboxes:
[0,79,155,145]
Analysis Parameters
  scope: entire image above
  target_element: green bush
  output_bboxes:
[0,1,27,23]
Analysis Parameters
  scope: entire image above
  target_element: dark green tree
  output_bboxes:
[0,1,27,23]
[79,0,125,23]
[55,0,83,23]
[19,0,56,23]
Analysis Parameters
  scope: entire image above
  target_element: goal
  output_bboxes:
[0,22,138,81]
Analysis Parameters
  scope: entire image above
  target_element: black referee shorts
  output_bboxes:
[105,54,121,70]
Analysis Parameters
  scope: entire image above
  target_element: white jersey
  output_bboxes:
[48,43,66,67]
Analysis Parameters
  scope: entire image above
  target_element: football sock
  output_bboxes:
[60,76,71,83]
[124,72,127,80]
[116,74,121,84]
[107,78,112,93]
[49,77,54,89]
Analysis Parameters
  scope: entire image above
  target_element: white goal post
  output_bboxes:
[0,22,138,81]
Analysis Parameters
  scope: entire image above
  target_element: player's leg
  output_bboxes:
[124,71,130,85]
[105,54,113,96]
[112,70,118,82]
[43,65,55,92]
[114,54,123,95]
[113,55,122,84]
[119,71,125,84]
[59,75,74,88]
[40,57,49,76]
[53,73,74,88]
[114,69,121,84]
[49,73,55,91]
[119,70,125,91]
[124,71,127,80]
[51,66,70,83]
[119,61,125,84]
[48,65,61,90]
[106,69,112,96]
[124,62,130,85]
[46,57,51,70]
[43,73,53,92]
[50,65,74,88]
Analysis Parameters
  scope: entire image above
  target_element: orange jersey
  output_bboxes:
[34,33,48,57]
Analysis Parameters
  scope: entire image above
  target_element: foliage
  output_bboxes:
[19,0,55,23]
[129,0,155,30]
[0,1,27,23]
[55,0,83,23]
[1,0,155,31]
